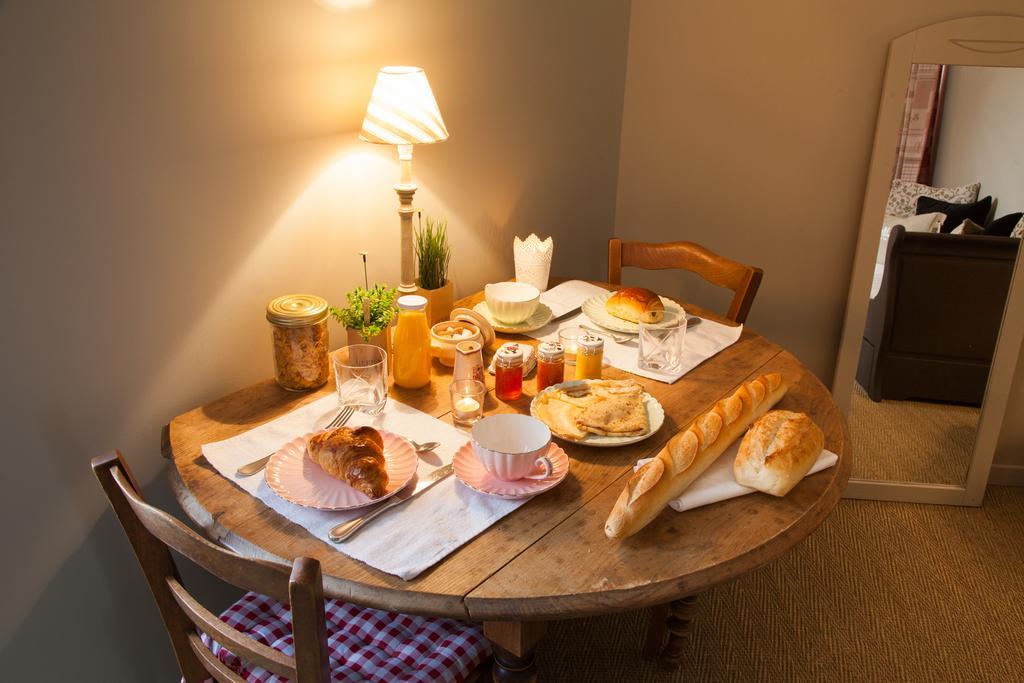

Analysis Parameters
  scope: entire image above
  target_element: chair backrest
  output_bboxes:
[92,452,329,683]
[607,238,763,324]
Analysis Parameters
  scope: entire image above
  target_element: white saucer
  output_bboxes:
[473,301,554,334]
[453,440,569,499]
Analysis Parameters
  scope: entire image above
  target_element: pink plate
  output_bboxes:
[265,430,418,510]
[453,440,569,499]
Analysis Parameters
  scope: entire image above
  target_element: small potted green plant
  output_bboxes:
[415,213,453,325]
[330,283,398,350]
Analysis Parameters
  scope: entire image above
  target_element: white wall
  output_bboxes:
[0,0,631,677]
[934,65,1024,217]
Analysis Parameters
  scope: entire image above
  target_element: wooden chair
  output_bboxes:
[92,452,487,682]
[608,238,763,324]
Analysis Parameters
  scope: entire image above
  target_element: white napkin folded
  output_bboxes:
[201,395,526,581]
[636,440,838,511]
[527,280,743,384]
[539,280,609,318]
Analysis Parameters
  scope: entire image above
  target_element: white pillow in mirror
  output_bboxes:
[1012,216,1024,239]
[884,179,981,218]
[875,212,946,265]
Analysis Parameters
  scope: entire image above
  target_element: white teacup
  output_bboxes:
[471,414,553,481]
[484,282,540,324]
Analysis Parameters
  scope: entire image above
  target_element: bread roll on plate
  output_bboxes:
[734,410,823,497]
[604,373,788,539]
[605,287,665,323]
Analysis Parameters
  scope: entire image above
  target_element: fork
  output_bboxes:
[235,405,355,477]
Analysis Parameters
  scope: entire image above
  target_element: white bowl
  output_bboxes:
[471,414,551,481]
[484,282,540,324]
[430,321,482,367]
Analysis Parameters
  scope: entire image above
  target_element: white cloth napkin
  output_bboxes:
[636,441,839,511]
[528,280,743,384]
[201,395,525,581]
[539,280,608,318]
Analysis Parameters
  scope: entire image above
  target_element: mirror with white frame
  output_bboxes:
[833,16,1024,505]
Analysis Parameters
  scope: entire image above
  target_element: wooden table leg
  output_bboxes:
[483,620,547,683]
[642,603,671,658]
[659,594,699,668]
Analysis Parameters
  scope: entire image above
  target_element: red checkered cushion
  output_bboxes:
[198,591,490,682]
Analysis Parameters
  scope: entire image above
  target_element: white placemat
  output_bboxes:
[637,441,839,511]
[529,280,743,384]
[201,395,524,580]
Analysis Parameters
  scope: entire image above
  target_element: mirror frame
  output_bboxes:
[833,15,1024,505]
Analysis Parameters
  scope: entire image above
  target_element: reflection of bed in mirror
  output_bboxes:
[832,15,1024,501]
[857,225,1018,404]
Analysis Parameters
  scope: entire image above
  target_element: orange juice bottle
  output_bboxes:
[393,295,432,389]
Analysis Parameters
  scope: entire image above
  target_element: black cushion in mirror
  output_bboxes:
[984,212,1024,237]
[916,195,992,233]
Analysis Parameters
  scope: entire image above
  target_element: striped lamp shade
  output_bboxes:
[359,67,449,145]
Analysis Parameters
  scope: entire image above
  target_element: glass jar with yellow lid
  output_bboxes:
[266,294,330,391]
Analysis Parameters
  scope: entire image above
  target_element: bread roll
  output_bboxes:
[308,426,389,498]
[605,287,665,323]
[604,373,788,539]
[734,410,823,497]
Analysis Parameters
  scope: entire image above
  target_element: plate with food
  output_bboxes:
[265,426,419,510]
[581,287,685,334]
[530,379,665,447]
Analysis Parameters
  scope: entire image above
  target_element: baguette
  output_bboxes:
[604,373,788,539]
[734,410,823,497]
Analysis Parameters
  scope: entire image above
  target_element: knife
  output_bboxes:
[328,463,454,543]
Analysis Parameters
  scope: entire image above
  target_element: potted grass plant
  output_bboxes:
[415,213,454,325]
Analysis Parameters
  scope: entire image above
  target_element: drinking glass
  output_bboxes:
[333,345,388,415]
[638,311,686,373]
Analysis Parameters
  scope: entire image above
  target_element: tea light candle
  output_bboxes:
[454,396,480,417]
[450,379,486,426]
[558,326,586,366]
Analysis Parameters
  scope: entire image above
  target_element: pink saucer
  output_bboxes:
[453,440,569,499]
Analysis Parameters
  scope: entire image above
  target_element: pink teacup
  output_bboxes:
[471,414,553,481]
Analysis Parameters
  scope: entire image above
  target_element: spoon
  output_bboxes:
[411,440,440,453]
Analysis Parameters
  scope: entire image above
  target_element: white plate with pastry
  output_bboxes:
[265,426,418,510]
[473,301,554,334]
[530,379,664,447]
[581,288,685,334]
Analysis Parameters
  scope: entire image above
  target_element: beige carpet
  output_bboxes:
[847,383,980,485]
[537,486,1024,681]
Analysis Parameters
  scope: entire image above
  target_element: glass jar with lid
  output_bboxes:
[575,334,604,380]
[495,343,525,401]
[536,341,565,392]
[266,294,330,391]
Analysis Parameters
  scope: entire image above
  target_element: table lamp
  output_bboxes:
[360,66,449,294]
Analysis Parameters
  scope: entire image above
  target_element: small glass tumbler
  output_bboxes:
[333,344,388,415]
[558,326,587,368]
[450,379,486,426]
[638,310,686,373]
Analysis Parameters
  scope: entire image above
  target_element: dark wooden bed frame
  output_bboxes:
[856,225,1019,405]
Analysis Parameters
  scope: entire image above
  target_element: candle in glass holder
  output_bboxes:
[558,326,586,368]
[450,379,486,426]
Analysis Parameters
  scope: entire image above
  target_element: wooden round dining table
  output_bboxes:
[167,283,850,681]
